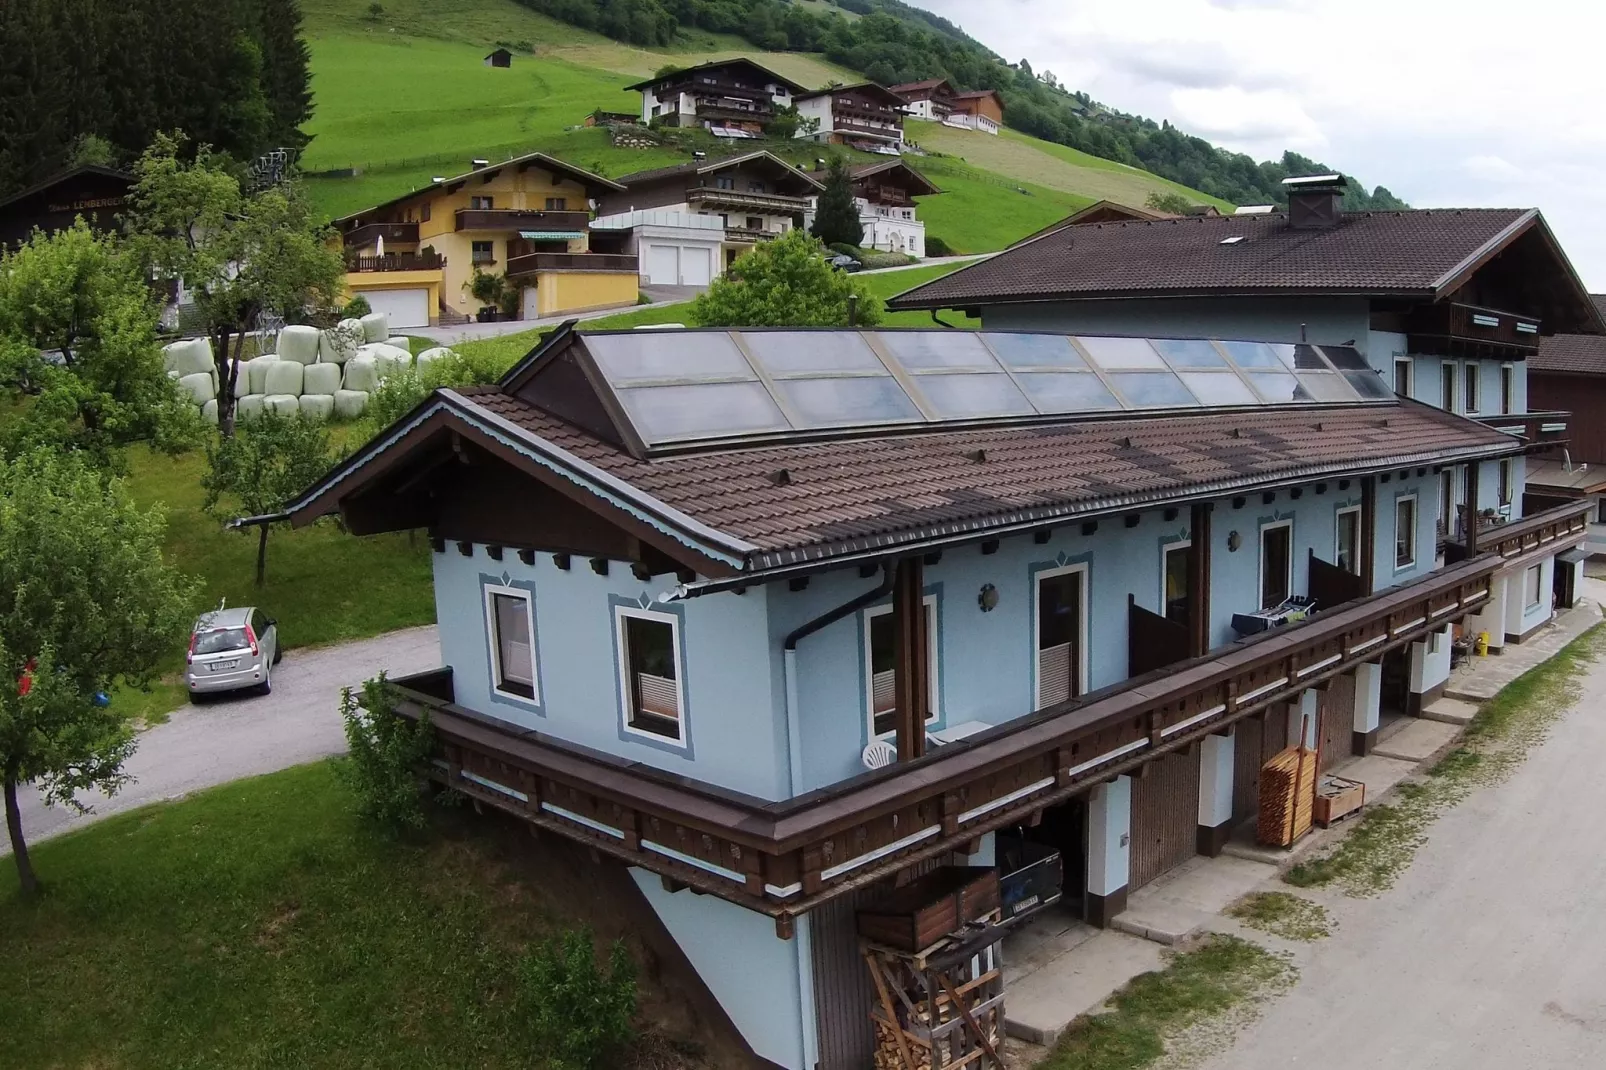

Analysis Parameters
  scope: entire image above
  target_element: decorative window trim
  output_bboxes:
[613,603,691,751]
[1524,564,1543,610]
[1441,360,1458,413]
[1033,560,1090,709]
[1258,519,1294,610]
[1500,362,1516,416]
[1463,360,1481,415]
[1334,505,1362,575]
[863,594,940,742]
[1160,538,1191,626]
[481,578,543,713]
[1393,356,1413,398]
[1394,493,1419,571]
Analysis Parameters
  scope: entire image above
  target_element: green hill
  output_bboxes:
[299,0,1220,251]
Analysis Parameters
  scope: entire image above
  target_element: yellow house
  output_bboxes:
[333,153,639,328]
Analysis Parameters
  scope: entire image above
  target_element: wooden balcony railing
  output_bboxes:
[505,252,639,276]
[1477,410,1569,447]
[455,209,590,234]
[346,251,443,273]
[1477,498,1590,563]
[1406,301,1543,358]
[391,553,1500,933]
[722,226,778,243]
[687,187,811,215]
[343,221,419,249]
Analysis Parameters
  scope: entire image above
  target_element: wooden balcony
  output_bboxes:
[1476,498,1590,564]
[687,187,811,215]
[1406,302,1543,358]
[505,252,639,276]
[455,209,590,234]
[346,251,443,273]
[722,226,778,244]
[1476,410,1569,448]
[834,115,904,140]
[343,221,419,249]
[390,554,1500,933]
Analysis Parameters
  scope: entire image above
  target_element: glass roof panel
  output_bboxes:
[1296,371,1357,402]
[917,373,1035,419]
[1153,338,1227,368]
[1220,341,1282,369]
[614,381,787,441]
[588,332,753,384]
[1017,372,1122,412]
[775,376,922,426]
[1079,336,1165,369]
[1291,344,1329,371]
[1246,371,1306,403]
[1108,371,1198,408]
[880,331,998,371]
[983,333,1087,370]
[1319,346,1371,370]
[1178,371,1258,406]
[1343,369,1395,400]
[744,331,884,376]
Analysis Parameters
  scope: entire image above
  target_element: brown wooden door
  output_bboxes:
[1318,674,1355,773]
[1233,708,1290,824]
[1129,749,1201,890]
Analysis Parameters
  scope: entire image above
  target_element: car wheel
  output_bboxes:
[258,664,272,696]
[272,645,283,666]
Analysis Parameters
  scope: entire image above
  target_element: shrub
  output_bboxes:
[335,674,435,832]
[827,241,860,258]
[343,294,372,318]
[859,251,916,270]
[518,929,637,1070]
[925,236,953,257]
[356,351,481,439]
[689,230,882,327]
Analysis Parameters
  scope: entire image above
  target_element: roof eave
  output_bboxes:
[886,284,1439,313]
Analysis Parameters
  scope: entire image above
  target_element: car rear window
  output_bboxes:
[194,627,250,654]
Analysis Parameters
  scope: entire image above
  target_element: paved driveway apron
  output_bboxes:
[5,626,441,853]
[1201,647,1606,1068]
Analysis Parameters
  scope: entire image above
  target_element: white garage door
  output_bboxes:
[644,244,680,286]
[680,246,713,286]
[356,288,430,329]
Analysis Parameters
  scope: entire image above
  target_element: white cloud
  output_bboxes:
[914,0,1606,287]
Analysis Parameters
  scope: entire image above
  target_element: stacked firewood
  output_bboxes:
[1257,746,1317,847]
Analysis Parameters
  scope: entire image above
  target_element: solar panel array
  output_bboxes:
[582,330,1395,448]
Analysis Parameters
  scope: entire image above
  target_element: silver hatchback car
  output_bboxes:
[185,605,281,697]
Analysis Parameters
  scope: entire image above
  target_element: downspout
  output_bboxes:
[929,308,962,329]
[779,560,891,1070]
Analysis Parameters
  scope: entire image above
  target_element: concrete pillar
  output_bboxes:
[1086,776,1131,927]
[1466,572,1507,654]
[1288,689,1319,749]
[1196,732,1235,857]
[961,831,996,868]
[1352,661,1382,755]
[1505,565,1527,642]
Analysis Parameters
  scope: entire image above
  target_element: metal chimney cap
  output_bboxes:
[1282,173,1346,189]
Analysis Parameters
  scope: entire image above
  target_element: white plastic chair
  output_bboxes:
[862,738,898,770]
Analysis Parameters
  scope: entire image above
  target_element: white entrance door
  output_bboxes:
[521,284,540,321]
[356,288,429,329]
[644,244,680,285]
[679,246,713,285]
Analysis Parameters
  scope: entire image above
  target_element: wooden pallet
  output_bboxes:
[864,915,1007,1070]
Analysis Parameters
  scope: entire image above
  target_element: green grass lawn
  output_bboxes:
[0,761,704,1069]
[913,167,1089,254]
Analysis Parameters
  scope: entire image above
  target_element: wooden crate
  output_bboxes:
[857,867,1001,953]
[1313,775,1365,827]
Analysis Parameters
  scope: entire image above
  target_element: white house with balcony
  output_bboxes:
[804,160,942,258]
[793,83,909,155]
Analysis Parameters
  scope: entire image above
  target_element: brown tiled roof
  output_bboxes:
[889,208,1537,308]
[951,89,1001,101]
[889,78,949,96]
[614,151,823,191]
[1531,296,1606,375]
[622,58,807,94]
[455,388,1518,570]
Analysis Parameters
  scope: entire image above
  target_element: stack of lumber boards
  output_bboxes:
[1257,746,1317,847]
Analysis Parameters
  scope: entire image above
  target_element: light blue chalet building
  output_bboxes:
[285,179,1596,1070]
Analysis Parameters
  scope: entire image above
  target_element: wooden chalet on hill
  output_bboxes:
[627,59,806,140]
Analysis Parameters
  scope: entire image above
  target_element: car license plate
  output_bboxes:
[209,659,240,672]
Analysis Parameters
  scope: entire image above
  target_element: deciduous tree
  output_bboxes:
[201,409,335,585]
[688,229,882,328]
[0,450,197,896]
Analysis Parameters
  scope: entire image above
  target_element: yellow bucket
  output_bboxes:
[1474,631,1490,656]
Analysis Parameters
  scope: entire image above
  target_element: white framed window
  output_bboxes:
[1524,565,1543,610]
[1499,459,1514,505]
[1335,506,1362,576]
[614,606,686,745]
[1259,520,1293,610]
[1438,469,1456,538]
[1035,564,1087,708]
[1501,363,1516,415]
[1162,541,1192,626]
[1440,361,1458,412]
[1393,357,1413,397]
[865,597,939,739]
[1464,361,1481,414]
[484,584,539,703]
[1395,494,1418,570]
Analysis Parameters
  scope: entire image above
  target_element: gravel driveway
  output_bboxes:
[1198,634,1606,1067]
[4,626,441,854]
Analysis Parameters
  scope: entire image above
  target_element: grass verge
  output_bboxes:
[1037,934,1295,1070]
[1226,891,1332,942]
[1286,623,1606,894]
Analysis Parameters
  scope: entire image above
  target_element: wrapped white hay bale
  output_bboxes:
[343,355,380,393]
[263,360,305,397]
[414,346,455,375]
[359,311,390,343]
[319,322,364,364]
[299,393,335,422]
[358,342,411,378]
[201,398,219,425]
[276,324,322,365]
[333,389,369,420]
[236,394,267,423]
[245,356,281,395]
[178,371,216,404]
[263,394,301,417]
[162,338,214,376]
[302,362,343,396]
[218,361,250,400]
[385,336,413,350]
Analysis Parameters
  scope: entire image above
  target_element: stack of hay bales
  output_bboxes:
[164,327,454,426]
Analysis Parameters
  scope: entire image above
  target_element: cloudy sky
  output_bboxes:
[918,0,1606,288]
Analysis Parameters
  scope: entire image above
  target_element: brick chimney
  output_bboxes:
[1283,174,1347,230]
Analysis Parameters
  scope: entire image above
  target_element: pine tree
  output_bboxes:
[809,156,864,250]
[255,0,315,152]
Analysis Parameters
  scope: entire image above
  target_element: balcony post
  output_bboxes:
[1406,625,1453,715]
[1351,662,1382,755]
[1464,462,1481,557]
[891,556,928,762]
[1086,776,1131,927]
[1188,503,1212,657]
[1359,475,1377,595]
[1196,732,1234,856]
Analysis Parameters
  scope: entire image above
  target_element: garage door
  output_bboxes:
[1318,673,1356,773]
[680,246,713,286]
[1130,749,1201,890]
[355,288,429,329]
[644,244,680,286]
[1233,710,1290,825]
